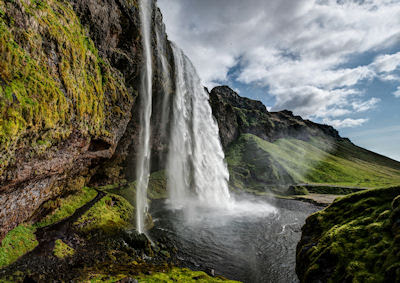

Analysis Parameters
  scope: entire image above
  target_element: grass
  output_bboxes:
[73,193,134,234]
[0,224,38,268]
[53,239,75,259]
[297,186,400,282]
[137,268,239,283]
[0,187,96,268]
[35,187,98,228]
[226,134,400,194]
[79,268,238,283]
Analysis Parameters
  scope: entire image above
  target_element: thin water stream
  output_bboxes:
[136,0,153,233]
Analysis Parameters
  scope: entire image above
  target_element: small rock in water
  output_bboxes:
[210,268,215,276]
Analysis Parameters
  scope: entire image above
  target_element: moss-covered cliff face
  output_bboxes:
[296,187,400,282]
[0,0,174,241]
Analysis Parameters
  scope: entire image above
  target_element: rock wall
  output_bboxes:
[209,86,344,149]
[0,0,174,241]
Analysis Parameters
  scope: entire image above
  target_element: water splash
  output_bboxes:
[167,44,233,210]
[136,0,153,234]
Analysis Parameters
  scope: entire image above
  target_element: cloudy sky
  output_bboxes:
[158,0,400,161]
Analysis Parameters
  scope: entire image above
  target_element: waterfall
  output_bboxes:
[136,0,153,234]
[156,27,171,139]
[167,44,233,210]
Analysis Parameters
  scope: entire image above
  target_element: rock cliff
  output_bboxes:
[0,0,174,241]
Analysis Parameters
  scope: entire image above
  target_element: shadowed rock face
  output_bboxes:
[209,85,344,149]
[0,0,174,240]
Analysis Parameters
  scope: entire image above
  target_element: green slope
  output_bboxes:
[296,186,400,282]
[226,134,400,193]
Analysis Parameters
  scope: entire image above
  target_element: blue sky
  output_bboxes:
[158,0,400,161]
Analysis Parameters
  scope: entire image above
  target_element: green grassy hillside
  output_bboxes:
[296,186,400,282]
[226,134,400,193]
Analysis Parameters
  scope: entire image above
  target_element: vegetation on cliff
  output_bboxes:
[296,186,400,282]
[0,0,130,175]
[226,133,400,194]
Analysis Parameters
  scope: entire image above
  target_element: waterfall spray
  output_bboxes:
[167,44,233,210]
[136,0,153,234]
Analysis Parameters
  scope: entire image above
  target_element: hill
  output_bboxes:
[209,86,400,194]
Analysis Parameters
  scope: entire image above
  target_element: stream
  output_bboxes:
[150,194,321,283]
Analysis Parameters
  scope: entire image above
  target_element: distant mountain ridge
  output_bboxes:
[209,86,400,192]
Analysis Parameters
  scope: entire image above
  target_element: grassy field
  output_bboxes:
[226,134,400,194]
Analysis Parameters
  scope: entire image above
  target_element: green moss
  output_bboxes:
[288,186,309,195]
[35,187,98,228]
[298,187,400,282]
[138,268,239,283]
[74,194,134,234]
[0,224,38,268]
[0,0,130,174]
[53,239,75,259]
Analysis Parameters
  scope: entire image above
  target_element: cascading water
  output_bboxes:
[156,27,171,138]
[167,44,233,210]
[136,0,153,234]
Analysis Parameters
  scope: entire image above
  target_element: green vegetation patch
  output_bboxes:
[53,239,75,259]
[35,187,97,228]
[74,194,134,234]
[0,224,38,268]
[226,134,400,194]
[104,171,168,204]
[297,186,400,282]
[138,267,239,283]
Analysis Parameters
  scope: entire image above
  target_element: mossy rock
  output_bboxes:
[137,267,239,283]
[74,194,134,234]
[35,187,98,228]
[297,186,400,282]
[287,186,309,195]
[0,0,130,174]
[53,239,75,259]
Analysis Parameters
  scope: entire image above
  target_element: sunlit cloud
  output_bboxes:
[323,118,369,129]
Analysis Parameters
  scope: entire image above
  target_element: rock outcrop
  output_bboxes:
[0,0,174,241]
[209,86,343,149]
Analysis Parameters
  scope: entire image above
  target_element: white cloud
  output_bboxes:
[352,97,380,112]
[323,118,369,128]
[158,0,400,122]
[394,86,400,98]
[371,52,400,73]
